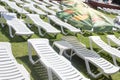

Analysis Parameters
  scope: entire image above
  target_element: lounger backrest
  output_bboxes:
[107,35,120,46]
[36,4,56,15]
[89,36,120,57]
[3,13,34,33]
[2,13,17,20]
[24,4,46,15]
[5,1,28,13]
[26,14,44,24]
[89,36,110,49]
[62,36,100,58]
[0,42,28,80]
[5,1,21,9]
[48,15,81,32]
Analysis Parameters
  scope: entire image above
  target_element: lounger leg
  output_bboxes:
[60,26,68,35]
[112,55,118,66]
[8,26,15,38]
[38,27,46,36]
[107,38,111,46]
[47,68,53,80]
[1,23,4,27]
[89,38,93,50]
[85,59,102,78]
[59,49,65,55]
[108,75,112,80]
[27,23,31,28]
[28,43,39,64]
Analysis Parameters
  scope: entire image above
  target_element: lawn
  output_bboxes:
[0,12,120,80]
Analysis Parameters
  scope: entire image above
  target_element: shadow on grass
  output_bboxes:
[17,54,113,80]
[17,55,49,80]
[69,55,112,80]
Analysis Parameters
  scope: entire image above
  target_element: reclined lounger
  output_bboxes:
[2,13,34,38]
[26,14,60,36]
[0,42,30,80]
[48,15,81,35]
[61,36,119,78]
[23,3,46,15]
[89,36,120,67]
[1,0,28,14]
[35,4,56,15]
[107,35,120,49]
[28,38,90,80]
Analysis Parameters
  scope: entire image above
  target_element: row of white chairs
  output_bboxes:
[0,0,81,38]
[27,34,120,79]
[52,35,120,79]
[1,34,120,80]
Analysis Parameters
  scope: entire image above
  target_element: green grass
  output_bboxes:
[1,11,120,80]
[1,25,120,80]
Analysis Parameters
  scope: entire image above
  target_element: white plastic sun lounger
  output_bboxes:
[43,0,59,7]
[33,0,49,6]
[28,38,90,80]
[89,36,120,67]
[26,14,60,36]
[2,13,34,38]
[36,4,56,15]
[62,36,119,78]
[0,42,30,80]
[13,0,24,4]
[2,0,28,14]
[23,3,46,15]
[107,35,120,49]
[48,15,81,35]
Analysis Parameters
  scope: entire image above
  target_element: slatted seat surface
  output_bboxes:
[0,42,30,80]
[62,36,119,78]
[26,14,60,36]
[28,38,90,80]
[2,0,28,14]
[2,13,34,37]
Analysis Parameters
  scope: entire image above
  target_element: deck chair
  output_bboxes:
[0,42,30,80]
[28,38,90,80]
[89,36,120,67]
[13,0,24,4]
[107,35,120,49]
[48,15,81,35]
[2,13,34,38]
[26,14,60,36]
[62,36,119,78]
[23,3,46,15]
[33,0,49,6]
[35,4,56,15]
[2,0,29,14]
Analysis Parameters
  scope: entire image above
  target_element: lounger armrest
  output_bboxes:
[17,64,30,80]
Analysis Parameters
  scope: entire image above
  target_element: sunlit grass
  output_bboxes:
[0,8,120,80]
